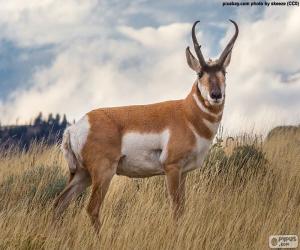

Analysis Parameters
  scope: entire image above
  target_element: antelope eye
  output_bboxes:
[197,71,203,78]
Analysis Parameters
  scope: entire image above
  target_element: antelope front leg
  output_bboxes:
[164,164,185,219]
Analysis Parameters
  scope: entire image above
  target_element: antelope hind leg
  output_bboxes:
[54,169,91,218]
[86,159,117,233]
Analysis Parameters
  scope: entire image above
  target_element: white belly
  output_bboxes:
[117,125,215,177]
[117,130,169,177]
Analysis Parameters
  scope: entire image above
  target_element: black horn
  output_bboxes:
[218,19,239,66]
[192,21,207,67]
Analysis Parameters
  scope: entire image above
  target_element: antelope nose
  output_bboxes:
[210,91,222,100]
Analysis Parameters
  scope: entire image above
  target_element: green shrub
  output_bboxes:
[202,144,268,186]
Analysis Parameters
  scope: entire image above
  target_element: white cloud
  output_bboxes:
[0,0,109,46]
[119,23,191,49]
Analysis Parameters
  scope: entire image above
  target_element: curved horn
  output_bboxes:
[218,19,239,66]
[192,21,207,67]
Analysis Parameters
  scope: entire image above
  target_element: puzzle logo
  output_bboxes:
[269,235,298,249]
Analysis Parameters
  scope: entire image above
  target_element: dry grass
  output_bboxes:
[0,130,299,250]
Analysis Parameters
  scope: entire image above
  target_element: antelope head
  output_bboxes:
[186,20,239,106]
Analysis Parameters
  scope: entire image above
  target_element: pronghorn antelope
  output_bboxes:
[54,20,238,232]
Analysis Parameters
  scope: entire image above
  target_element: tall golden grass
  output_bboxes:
[0,129,299,250]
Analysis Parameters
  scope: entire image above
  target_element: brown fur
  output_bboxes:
[83,82,223,166]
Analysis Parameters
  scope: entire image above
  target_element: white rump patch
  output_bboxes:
[119,130,170,177]
[68,115,90,161]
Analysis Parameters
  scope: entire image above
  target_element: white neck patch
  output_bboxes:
[192,93,222,118]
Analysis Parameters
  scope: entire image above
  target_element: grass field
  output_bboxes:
[0,128,299,250]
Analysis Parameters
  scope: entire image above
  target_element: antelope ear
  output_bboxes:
[186,47,202,72]
[223,51,232,68]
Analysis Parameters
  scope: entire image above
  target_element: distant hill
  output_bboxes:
[264,125,300,153]
[266,125,300,140]
[0,112,70,150]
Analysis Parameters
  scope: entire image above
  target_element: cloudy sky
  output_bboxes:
[0,0,299,134]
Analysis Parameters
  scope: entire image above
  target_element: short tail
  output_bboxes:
[61,128,78,180]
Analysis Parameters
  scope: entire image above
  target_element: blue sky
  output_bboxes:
[0,1,299,134]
